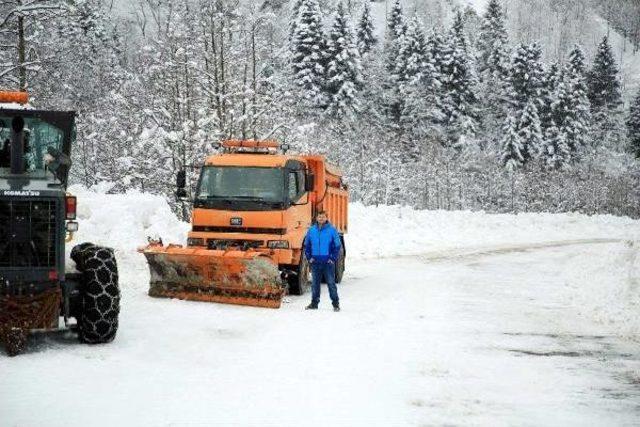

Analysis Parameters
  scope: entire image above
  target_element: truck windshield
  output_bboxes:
[197,166,284,203]
[0,115,64,174]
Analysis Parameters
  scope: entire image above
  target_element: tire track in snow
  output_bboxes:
[409,238,627,263]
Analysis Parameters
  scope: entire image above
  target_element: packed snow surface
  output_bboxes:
[2,188,639,426]
[62,186,640,341]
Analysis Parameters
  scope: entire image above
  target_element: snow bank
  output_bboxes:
[68,185,189,251]
[66,187,640,263]
[347,202,640,259]
[66,185,189,288]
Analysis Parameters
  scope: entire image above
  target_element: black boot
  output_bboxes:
[333,302,340,312]
[305,303,318,310]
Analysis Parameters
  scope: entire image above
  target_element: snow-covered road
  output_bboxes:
[2,240,639,426]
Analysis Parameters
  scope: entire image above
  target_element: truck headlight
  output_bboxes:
[187,237,205,247]
[66,221,79,232]
[267,240,289,249]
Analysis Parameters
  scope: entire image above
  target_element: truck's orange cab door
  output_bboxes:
[283,160,312,261]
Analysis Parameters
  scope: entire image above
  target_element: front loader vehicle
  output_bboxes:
[141,140,349,308]
[0,91,120,356]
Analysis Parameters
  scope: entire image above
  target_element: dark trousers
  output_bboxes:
[311,262,339,306]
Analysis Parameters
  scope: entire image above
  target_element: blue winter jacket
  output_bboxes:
[304,222,342,264]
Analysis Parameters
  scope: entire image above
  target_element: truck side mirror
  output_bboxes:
[305,173,315,192]
[176,170,187,198]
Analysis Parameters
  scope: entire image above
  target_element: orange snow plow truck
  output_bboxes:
[141,140,348,309]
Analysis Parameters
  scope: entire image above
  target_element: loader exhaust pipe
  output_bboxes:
[10,116,25,174]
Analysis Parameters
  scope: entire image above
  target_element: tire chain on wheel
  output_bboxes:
[70,243,120,344]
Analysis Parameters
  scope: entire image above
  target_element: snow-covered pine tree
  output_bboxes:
[567,44,586,76]
[291,0,326,107]
[507,42,545,111]
[475,0,509,148]
[288,0,305,44]
[451,10,468,53]
[501,113,525,170]
[540,62,562,130]
[587,36,623,112]
[357,1,377,56]
[461,5,482,49]
[324,2,363,117]
[384,0,407,75]
[562,45,591,152]
[440,16,478,143]
[397,18,443,144]
[627,88,640,158]
[477,0,508,76]
[516,100,543,161]
[427,29,446,77]
[387,0,405,40]
[381,0,407,125]
[542,122,571,169]
[396,17,429,85]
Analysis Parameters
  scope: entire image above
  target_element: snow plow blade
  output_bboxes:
[141,244,285,309]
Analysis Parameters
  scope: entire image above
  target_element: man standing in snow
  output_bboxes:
[304,211,342,312]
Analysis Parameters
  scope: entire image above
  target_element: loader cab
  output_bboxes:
[0,95,78,299]
[0,108,75,187]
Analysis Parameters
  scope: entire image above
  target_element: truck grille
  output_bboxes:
[192,226,286,235]
[0,199,58,268]
[207,239,263,250]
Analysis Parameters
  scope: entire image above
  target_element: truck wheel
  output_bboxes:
[288,254,311,296]
[335,246,346,284]
[71,243,120,344]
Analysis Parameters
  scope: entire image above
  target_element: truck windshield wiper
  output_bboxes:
[226,195,263,200]
[229,196,283,205]
[196,196,282,208]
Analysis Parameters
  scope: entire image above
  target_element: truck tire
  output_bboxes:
[71,243,120,344]
[335,245,346,284]
[288,254,311,296]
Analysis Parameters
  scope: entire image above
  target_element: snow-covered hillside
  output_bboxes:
[461,0,639,102]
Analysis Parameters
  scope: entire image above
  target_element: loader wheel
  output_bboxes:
[335,246,346,284]
[289,255,311,296]
[3,327,27,357]
[71,243,120,344]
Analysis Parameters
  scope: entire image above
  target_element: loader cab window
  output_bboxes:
[0,115,65,174]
